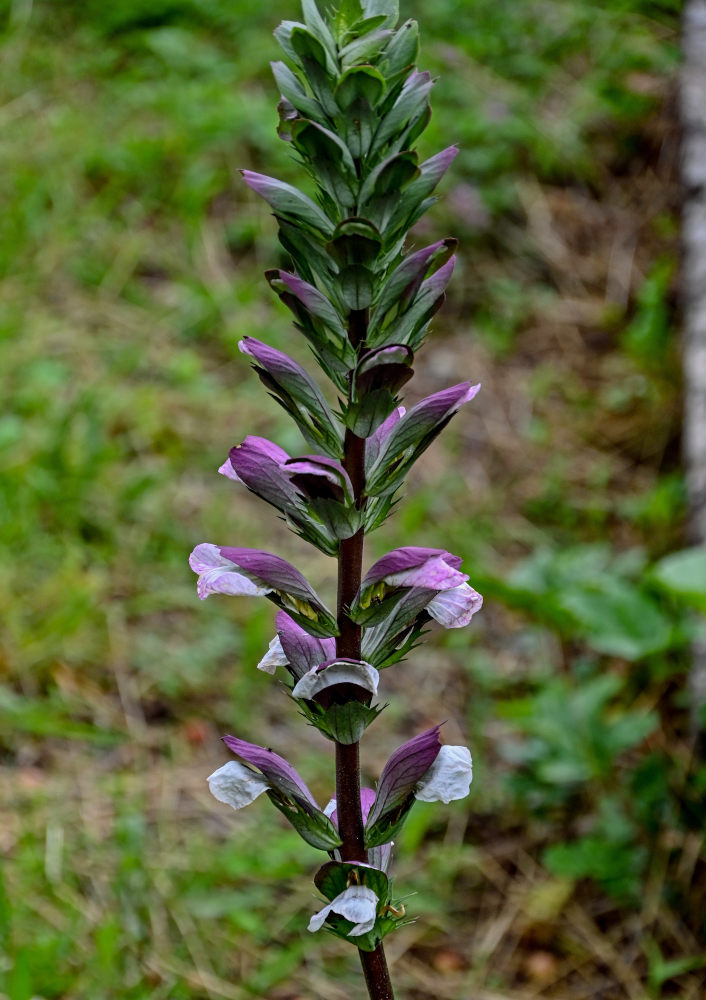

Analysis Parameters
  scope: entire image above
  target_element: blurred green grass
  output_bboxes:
[3,1,703,998]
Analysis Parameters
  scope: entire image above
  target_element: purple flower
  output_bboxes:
[276,271,346,337]
[219,439,359,550]
[222,735,319,810]
[239,337,342,457]
[365,382,480,495]
[365,405,405,467]
[189,543,337,636]
[372,239,457,323]
[362,547,466,594]
[211,734,342,851]
[417,145,459,189]
[284,455,353,503]
[353,345,414,398]
[365,726,442,832]
[241,170,334,236]
[220,436,290,481]
[325,787,378,830]
[292,658,379,702]
[382,382,480,458]
[369,732,473,816]
[258,610,336,678]
[426,583,483,628]
[219,436,299,512]
[355,546,482,629]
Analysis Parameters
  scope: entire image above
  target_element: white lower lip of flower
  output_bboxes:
[197,567,272,600]
[207,761,270,810]
[257,635,288,673]
[218,460,242,482]
[190,544,272,600]
[414,745,473,803]
[292,661,379,700]
[425,583,483,627]
[308,885,379,937]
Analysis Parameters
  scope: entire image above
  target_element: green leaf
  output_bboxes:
[244,172,334,238]
[345,389,398,437]
[365,793,416,848]
[358,150,419,205]
[371,238,456,324]
[276,217,333,278]
[559,577,674,660]
[273,20,309,64]
[307,496,363,540]
[291,118,358,178]
[290,24,333,72]
[335,65,386,109]
[382,18,419,75]
[268,791,342,851]
[362,0,399,27]
[651,546,706,612]
[327,217,383,266]
[270,61,324,122]
[369,259,452,349]
[543,835,646,901]
[0,688,124,746]
[340,29,393,69]
[338,263,374,310]
[644,938,706,995]
[291,118,359,208]
[336,0,365,32]
[301,0,339,63]
[370,70,432,155]
[383,147,458,237]
[299,700,385,743]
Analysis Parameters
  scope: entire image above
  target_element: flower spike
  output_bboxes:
[191,3,481,986]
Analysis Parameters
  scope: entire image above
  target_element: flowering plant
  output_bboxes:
[191,3,481,996]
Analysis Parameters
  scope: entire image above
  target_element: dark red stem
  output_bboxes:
[334,308,396,1000]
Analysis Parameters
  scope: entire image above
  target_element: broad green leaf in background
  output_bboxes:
[651,546,706,613]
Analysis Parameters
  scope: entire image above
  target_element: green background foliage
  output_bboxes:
[2,0,703,997]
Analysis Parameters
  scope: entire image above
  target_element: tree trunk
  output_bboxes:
[681,1,706,712]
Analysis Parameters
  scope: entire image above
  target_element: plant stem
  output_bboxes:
[334,308,396,1000]
[360,945,395,1000]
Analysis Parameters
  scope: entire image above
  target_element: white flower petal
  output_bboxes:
[414,745,473,804]
[189,544,272,601]
[308,885,379,937]
[218,459,242,482]
[257,635,288,674]
[323,796,337,819]
[425,583,483,627]
[292,660,379,700]
[196,567,270,600]
[207,761,269,810]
